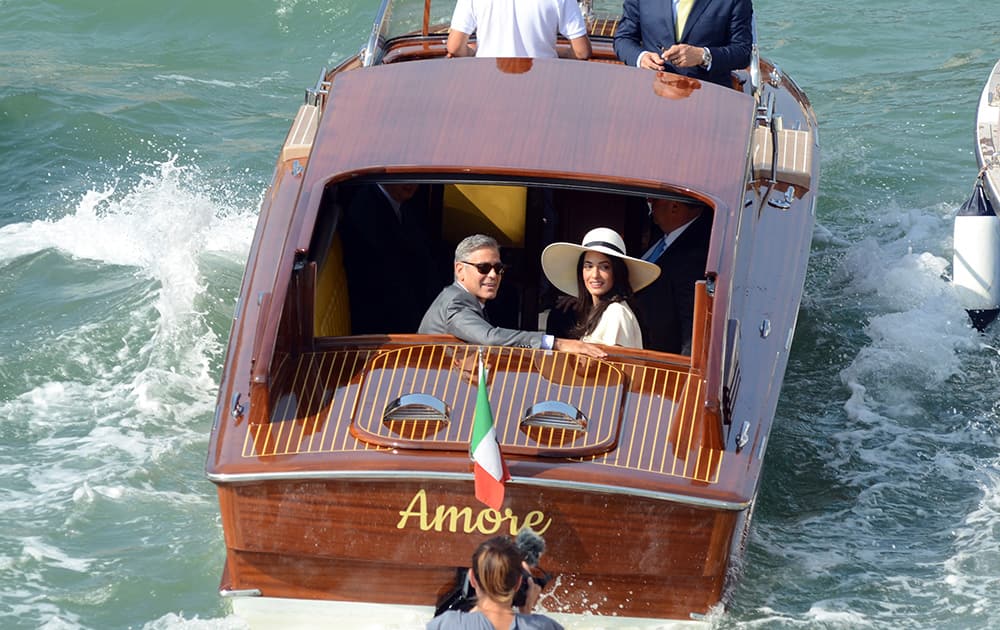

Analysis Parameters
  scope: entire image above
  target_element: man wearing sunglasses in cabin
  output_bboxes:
[420,234,606,358]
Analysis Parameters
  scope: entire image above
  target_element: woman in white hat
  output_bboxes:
[541,227,660,349]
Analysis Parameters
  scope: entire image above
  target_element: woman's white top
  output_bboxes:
[580,302,643,348]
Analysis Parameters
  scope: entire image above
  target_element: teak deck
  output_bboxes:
[240,345,722,486]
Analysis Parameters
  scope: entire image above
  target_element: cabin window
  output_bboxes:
[307,180,712,355]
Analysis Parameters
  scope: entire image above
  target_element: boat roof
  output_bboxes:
[304,57,755,209]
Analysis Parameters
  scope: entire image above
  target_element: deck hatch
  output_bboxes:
[522,401,587,432]
[381,393,450,437]
[351,345,624,456]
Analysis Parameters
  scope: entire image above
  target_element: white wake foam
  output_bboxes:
[0,155,260,628]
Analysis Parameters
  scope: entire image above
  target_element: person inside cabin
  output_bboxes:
[634,198,712,354]
[419,234,606,358]
[339,182,448,334]
[446,0,592,60]
[613,0,753,87]
[427,536,562,630]
[539,227,660,349]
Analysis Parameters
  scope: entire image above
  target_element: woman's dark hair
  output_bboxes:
[570,252,637,339]
[470,536,524,605]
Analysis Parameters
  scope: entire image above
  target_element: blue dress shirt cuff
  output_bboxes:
[542,334,555,350]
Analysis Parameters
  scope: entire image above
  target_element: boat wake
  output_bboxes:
[0,155,258,629]
[0,153,256,361]
[722,198,1000,629]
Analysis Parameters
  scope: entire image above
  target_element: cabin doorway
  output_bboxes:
[306,179,709,355]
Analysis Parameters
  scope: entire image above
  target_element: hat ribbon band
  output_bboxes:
[583,240,625,255]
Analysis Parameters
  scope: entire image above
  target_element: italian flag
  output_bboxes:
[471,353,510,511]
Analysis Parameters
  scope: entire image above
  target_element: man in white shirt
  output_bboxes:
[447,0,592,60]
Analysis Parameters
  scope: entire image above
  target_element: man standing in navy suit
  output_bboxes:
[613,0,753,87]
[635,198,712,355]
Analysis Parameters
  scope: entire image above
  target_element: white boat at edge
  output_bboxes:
[953,58,1000,329]
[977,59,1000,206]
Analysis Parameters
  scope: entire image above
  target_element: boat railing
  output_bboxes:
[749,44,761,97]
[361,0,394,66]
[305,67,330,106]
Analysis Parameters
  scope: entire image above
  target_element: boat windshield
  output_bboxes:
[379,0,451,41]
[374,0,625,44]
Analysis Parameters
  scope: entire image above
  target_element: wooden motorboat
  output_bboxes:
[206,1,819,627]
[953,58,1000,330]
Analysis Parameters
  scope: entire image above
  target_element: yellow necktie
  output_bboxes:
[675,0,694,40]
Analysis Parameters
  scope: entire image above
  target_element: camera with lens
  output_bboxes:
[512,568,551,608]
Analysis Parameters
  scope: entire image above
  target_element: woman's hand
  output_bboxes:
[553,338,607,358]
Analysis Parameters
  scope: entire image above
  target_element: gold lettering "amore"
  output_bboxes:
[397,489,552,535]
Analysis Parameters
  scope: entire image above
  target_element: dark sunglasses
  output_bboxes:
[460,260,506,275]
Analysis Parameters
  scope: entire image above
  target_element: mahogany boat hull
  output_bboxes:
[218,476,744,622]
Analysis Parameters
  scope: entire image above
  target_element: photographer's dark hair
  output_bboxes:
[570,252,636,339]
[470,536,524,606]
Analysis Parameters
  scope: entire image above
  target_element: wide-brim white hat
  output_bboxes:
[541,227,661,298]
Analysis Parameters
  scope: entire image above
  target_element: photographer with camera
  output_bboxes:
[427,535,562,630]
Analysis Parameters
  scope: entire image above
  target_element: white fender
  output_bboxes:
[953,212,1000,311]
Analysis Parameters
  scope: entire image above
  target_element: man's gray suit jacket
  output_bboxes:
[418,282,544,348]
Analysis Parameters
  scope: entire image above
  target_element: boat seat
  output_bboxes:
[314,232,351,337]
[442,183,527,247]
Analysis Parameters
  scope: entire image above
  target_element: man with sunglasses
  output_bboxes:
[420,234,606,358]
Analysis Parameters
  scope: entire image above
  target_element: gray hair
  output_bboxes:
[454,234,499,264]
